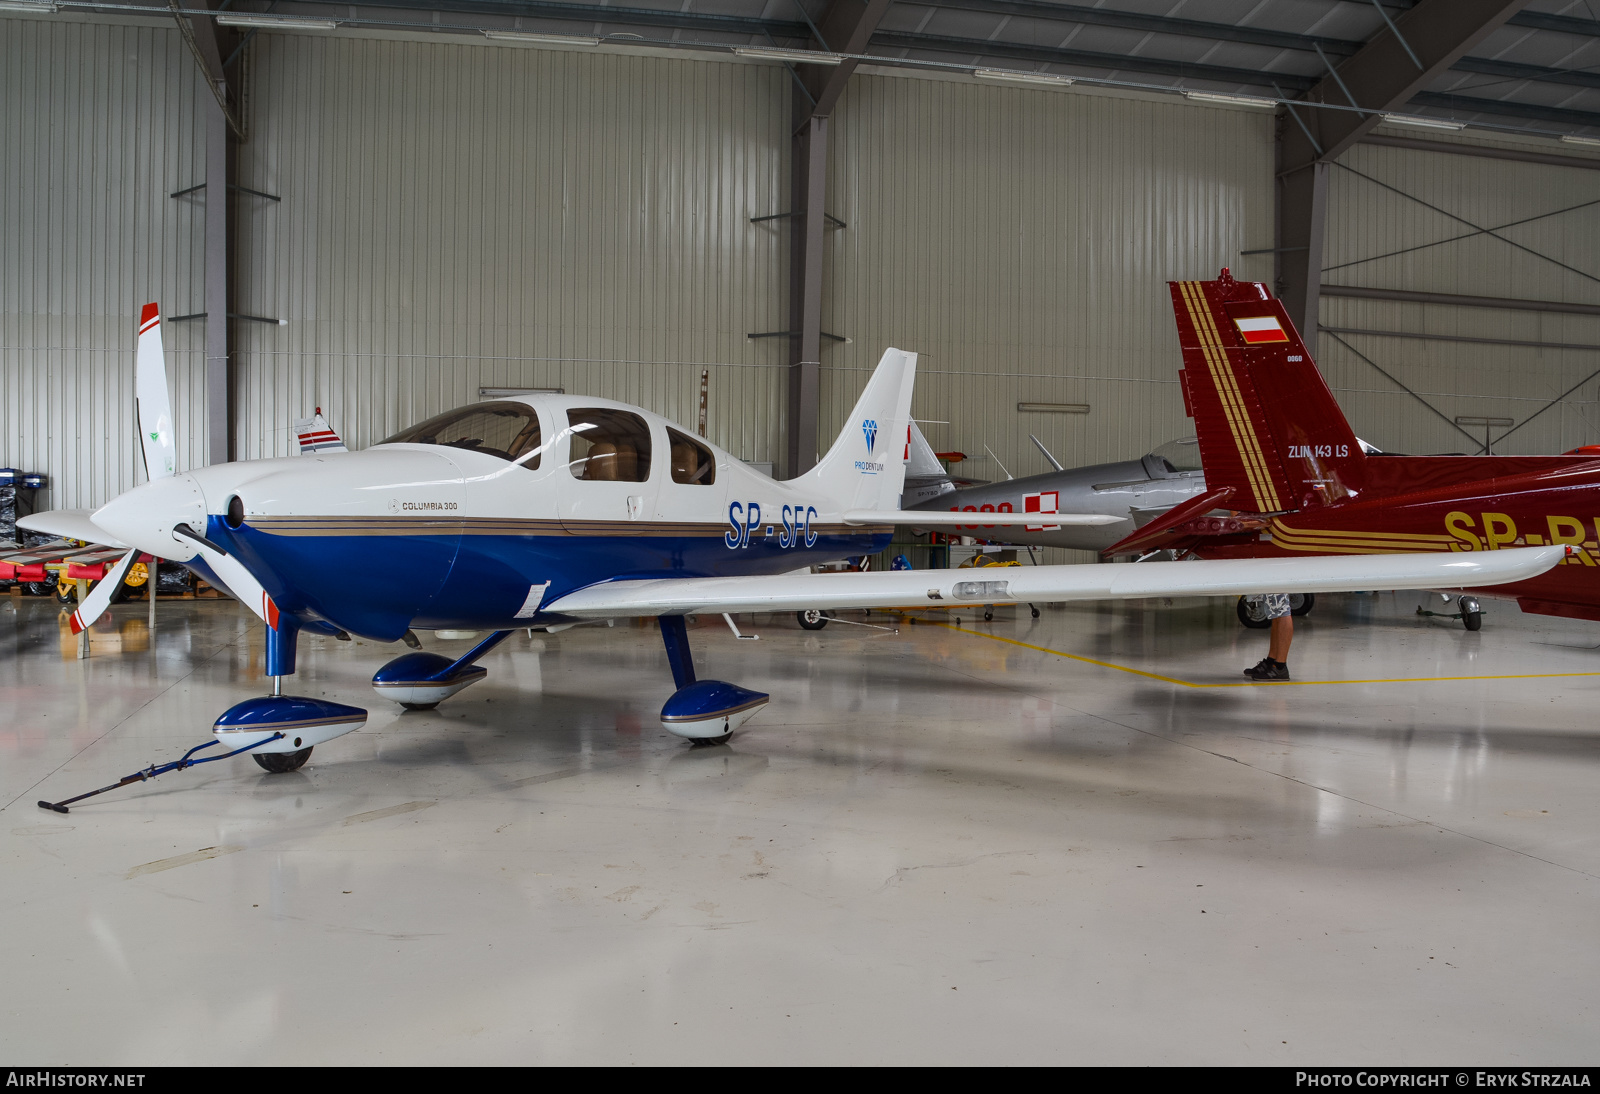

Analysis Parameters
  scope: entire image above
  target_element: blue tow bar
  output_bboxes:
[36,733,286,814]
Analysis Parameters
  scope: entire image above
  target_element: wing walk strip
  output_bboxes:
[935,622,1600,689]
[1179,281,1282,514]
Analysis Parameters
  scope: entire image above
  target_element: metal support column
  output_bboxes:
[787,110,828,477]
[1277,157,1328,352]
[204,94,235,465]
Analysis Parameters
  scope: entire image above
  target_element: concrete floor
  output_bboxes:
[1,589,1597,1064]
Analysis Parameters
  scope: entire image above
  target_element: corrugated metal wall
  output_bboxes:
[820,76,1273,514]
[1321,129,1600,457]
[0,15,208,511]
[235,34,789,467]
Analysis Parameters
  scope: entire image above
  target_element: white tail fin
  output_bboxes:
[293,407,348,454]
[135,304,176,480]
[790,347,918,511]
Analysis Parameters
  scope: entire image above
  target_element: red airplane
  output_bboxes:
[1106,269,1600,627]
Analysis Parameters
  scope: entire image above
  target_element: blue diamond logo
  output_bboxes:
[862,419,877,453]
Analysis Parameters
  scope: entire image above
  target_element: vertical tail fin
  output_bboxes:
[790,347,918,511]
[293,407,348,454]
[1170,271,1364,512]
[135,304,177,480]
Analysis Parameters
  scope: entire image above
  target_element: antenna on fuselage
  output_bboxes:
[984,444,1013,481]
[1029,434,1064,472]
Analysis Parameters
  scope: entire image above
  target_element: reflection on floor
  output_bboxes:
[2,590,1597,1064]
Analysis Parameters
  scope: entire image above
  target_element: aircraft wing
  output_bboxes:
[544,545,1565,619]
[17,510,127,550]
[843,509,1121,527]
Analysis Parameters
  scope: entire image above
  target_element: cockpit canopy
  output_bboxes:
[382,402,543,465]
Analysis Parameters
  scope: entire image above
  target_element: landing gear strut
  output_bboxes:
[658,615,767,743]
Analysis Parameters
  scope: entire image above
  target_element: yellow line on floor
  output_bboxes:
[930,621,1600,689]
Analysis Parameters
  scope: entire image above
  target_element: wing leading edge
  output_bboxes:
[543,545,1566,619]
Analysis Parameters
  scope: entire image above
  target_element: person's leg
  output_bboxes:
[1244,594,1293,679]
[1268,614,1293,663]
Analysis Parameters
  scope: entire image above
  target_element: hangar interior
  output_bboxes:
[4,0,1600,1065]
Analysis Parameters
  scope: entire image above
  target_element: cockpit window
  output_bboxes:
[1148,436,1202,473]
[381,402,542,466]
[568,408,652,482]
[667,428,715,486]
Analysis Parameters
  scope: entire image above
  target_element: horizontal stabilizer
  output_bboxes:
[846,509,1122,528]
[17,510,127,550]
[1100,486,1236,557]
[544,546,1564,619]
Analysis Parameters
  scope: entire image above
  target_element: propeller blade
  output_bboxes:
[68,549,139,635]
[136,303,176,481]
[198,546,281,630]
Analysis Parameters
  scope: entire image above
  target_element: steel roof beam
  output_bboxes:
[1275,0,1529,355]
[870,30,1322,92]
[866,29,1600,129]
[909,0,1362,56]
[1282,0,1529,169]
[262,0,812,38]
[797,0,894,121]
[913,0,1600,56]
[1359,133,1600,170]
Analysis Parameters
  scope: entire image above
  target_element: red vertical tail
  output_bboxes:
[1170,270,1364,513]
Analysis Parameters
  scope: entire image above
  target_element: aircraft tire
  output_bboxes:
[1235,596,1271,629]
[1460,596,1483,632]
[400,702,439,712]
[689,733,732,747]
[1290,593,1315,617]
[253,747,312,773]
[797,609,829,631]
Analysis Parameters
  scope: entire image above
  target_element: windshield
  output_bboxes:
[1148,436,1202,473]
[382,402,542,465]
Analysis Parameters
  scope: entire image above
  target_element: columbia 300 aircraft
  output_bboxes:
[20,303,1562,799]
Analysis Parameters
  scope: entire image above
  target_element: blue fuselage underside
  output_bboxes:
[204,517,890,641]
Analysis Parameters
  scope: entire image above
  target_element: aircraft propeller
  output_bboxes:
[69,305,281,634]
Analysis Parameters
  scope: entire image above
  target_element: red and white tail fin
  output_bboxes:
[293,407,347,454]
[1170,271,1364,513]
[136,304,177,480]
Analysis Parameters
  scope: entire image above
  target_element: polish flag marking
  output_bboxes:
[263,594,280,631]
[1025,491,1060,531]
[1232,315,1289,344]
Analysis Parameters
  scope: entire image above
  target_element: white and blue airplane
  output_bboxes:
[21,305,1564,785]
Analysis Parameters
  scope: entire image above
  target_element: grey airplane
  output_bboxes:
[903,424,1208,554]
